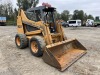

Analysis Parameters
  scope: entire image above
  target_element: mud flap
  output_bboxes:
[42,39,87,71]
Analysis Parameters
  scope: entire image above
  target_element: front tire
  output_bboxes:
[29,36,46,57]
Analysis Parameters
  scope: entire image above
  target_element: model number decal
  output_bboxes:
[18,25,22,28]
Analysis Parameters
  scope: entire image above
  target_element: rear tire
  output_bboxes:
[15,34,28,49]
[29,36,46,57]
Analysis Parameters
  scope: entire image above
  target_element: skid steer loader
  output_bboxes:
[15,4,87,71]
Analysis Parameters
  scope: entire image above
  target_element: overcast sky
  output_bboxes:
[37,0,100,17]
[1,0,100,17]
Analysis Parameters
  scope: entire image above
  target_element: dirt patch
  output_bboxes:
[0,26,100,75]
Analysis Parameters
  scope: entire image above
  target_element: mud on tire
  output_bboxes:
[29,36,46,57]
[15,34,28,49]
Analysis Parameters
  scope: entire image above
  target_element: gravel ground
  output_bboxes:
[0,26,100,75]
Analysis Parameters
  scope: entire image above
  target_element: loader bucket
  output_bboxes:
[43,39,87,71]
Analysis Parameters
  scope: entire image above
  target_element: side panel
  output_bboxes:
[17,16,24,34]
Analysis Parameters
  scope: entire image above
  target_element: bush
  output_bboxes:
[6,20,16,26]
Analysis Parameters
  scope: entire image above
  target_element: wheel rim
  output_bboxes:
[16,37,21,46]
[31,41,38,53]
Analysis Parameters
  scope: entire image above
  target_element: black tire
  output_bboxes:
[29,36,46,57]
[64,24,66,27]
[15,34,28,49]
[66,24,69,27]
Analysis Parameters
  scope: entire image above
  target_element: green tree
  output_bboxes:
[0,2,14,19]
[6,2,14,20]
[87,14,94,20]
[0,1,15,25]
[17,0,39,10]
[14,8,18,20]
[84,13,88,21]
[78,10,84,21]
[72,10,79,20]
[61,10,70,21]
[72,10,84,21]
[72,10,87,24]
[17,0,31,10]
[31,0,39,7]
[54,11,61,20]
[13,8,18,25]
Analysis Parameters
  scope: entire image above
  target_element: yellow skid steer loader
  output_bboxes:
[15,4,87,71]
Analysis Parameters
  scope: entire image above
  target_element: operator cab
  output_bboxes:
[26,3,56,33]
